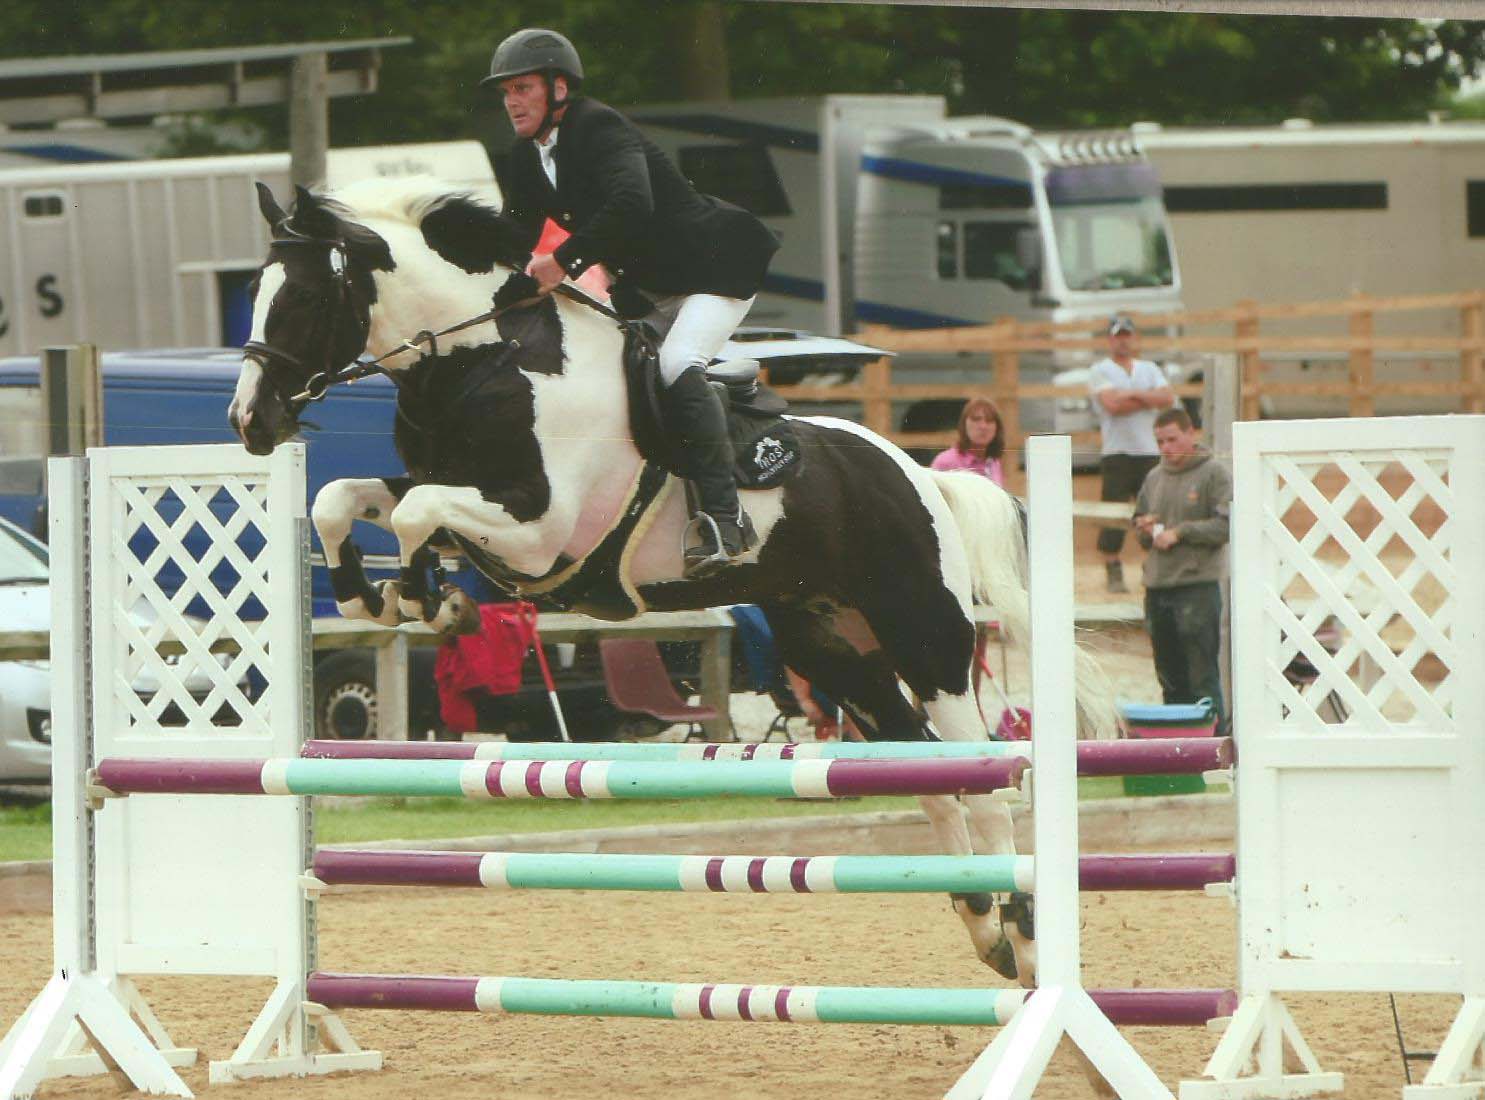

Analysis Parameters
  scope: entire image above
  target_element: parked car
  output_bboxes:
[0,515,51,782]
[0,514,263,783]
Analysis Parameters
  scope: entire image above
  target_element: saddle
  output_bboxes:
[622,323,803,490]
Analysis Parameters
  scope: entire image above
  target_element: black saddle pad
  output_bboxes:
[623,324,802,490]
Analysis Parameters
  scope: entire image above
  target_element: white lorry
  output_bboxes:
[0,141,498,358]
[630,95,1186,435]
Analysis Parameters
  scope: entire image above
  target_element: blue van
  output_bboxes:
[0,348,695,742]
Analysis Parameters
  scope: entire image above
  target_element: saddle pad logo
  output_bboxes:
[752,435,794,481]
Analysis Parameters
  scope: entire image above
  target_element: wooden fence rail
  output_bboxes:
[767,289,1485,453]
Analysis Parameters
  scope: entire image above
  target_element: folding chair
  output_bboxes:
[598,638,719,739]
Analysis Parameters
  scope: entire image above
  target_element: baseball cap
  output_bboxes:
[1107,314,1136,335]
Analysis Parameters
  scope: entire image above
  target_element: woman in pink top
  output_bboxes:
[930,397,1006,486]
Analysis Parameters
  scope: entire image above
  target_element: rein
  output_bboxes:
[266,261,624,411]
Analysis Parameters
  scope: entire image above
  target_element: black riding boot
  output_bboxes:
[661,366,756,578]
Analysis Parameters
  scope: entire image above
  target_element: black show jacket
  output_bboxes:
[499,96,779,301]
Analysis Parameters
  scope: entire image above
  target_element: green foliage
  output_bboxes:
[0,3,1480,147]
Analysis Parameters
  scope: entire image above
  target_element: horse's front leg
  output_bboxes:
[389,483,574,634]
[312,477,411,626]
[920,694,1039,985]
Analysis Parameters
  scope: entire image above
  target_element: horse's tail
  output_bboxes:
[931,470,1122,741]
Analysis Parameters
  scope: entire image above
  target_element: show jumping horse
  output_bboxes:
[229,178,1119,987]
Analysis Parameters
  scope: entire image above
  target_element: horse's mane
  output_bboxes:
[321,177,531,275]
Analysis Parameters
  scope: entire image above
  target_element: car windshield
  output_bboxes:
[1045,163,1174,292]
[0,522,48,584]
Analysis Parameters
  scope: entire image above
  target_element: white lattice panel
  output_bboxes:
[1232,417,1485,997]
[88,444,310,978]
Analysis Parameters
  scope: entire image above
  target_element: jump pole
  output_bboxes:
[948,434,1175,1100]
[299,736,1234,776]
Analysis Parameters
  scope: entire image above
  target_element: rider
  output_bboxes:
[483,27,780,579]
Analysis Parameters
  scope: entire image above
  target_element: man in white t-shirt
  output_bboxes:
[1088,315,1174,593]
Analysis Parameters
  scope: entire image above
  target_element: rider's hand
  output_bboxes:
[525,252,566,295]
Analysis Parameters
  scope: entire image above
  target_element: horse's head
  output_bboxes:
[230,183,395,455]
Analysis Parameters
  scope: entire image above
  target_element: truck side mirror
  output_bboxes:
[1014,226,1043,291]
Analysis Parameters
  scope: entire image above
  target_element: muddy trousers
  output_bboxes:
[1144,581,1225,727]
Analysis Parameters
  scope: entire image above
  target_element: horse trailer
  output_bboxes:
[1136,118,1485,418]
[0,141,497,359]
[629,95,1185,436]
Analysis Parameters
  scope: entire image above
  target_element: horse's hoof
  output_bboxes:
[1002,892,1036,940]
[982,932,1019,981]
[370,581,405,626]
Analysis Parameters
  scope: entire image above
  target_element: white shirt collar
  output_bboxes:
[536,128,559,186]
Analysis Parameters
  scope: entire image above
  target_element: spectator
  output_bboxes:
[1133,407,1231,731]
[930,397,1007,486]
[1089,315,1173,592]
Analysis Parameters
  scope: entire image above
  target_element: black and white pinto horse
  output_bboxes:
[229,178,1119,986]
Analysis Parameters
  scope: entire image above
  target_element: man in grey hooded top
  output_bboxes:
[1133,406,1231,727]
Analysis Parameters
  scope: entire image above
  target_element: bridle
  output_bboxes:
[241,228,379,417]
[243,226,627,419]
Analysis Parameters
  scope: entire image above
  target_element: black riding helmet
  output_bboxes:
[482,27,583,88]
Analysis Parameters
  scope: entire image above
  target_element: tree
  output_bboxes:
[1,2,1480,150]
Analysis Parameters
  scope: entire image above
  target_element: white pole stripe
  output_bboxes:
[747,985,784,1021]
[993,988,1028,1023]
[537,761,570,799]
[477,853,511,889]
[471,743,505,760]
[459,760,492,799]
[707,984,747,1020]
[760,857,798,892]
[718,858,754,892]
[672,985,703,1019]
[803,855,839,893]
[583,760,613,798]
[260,759,291,795]
[473,977,506,1014]
[788,744,827,760]
[497,762,533,799]
[786,987,819,1022]
[677,856,711,891]
[1012,856,1036,893]
[789,759,834,797]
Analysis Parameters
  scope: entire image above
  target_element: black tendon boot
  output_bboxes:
[661,367,757,578]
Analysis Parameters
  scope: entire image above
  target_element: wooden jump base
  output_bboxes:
[306,972,1237,1028]
[311,849,1236,894]
[90,754,1029,800]
[299,735,1234,777]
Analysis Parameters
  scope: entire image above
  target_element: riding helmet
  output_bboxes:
[482,28,584,88]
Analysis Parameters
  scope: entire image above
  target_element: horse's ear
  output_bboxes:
[420,194,535,275]
[256,182,287,229]
[288,186,340,240]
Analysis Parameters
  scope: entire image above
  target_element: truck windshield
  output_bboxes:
[1045,163,1174,292]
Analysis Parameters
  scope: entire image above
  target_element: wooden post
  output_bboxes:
[1235,300,1261,422]
[860,356,893,438]
[289,52,329,189]
[1348,293,1375,418]
[990,317,1021,459]
[41,344,103,458]
[1462,290,1484,415]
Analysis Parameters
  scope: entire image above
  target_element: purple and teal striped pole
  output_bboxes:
[299,737,1232,777]
[306,972,1236,1027]
[92,754,1028,800]
[312,849,1234,894]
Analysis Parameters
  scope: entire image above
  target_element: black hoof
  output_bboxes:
[983,933,1019,980]
[1001,891,1036,940]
